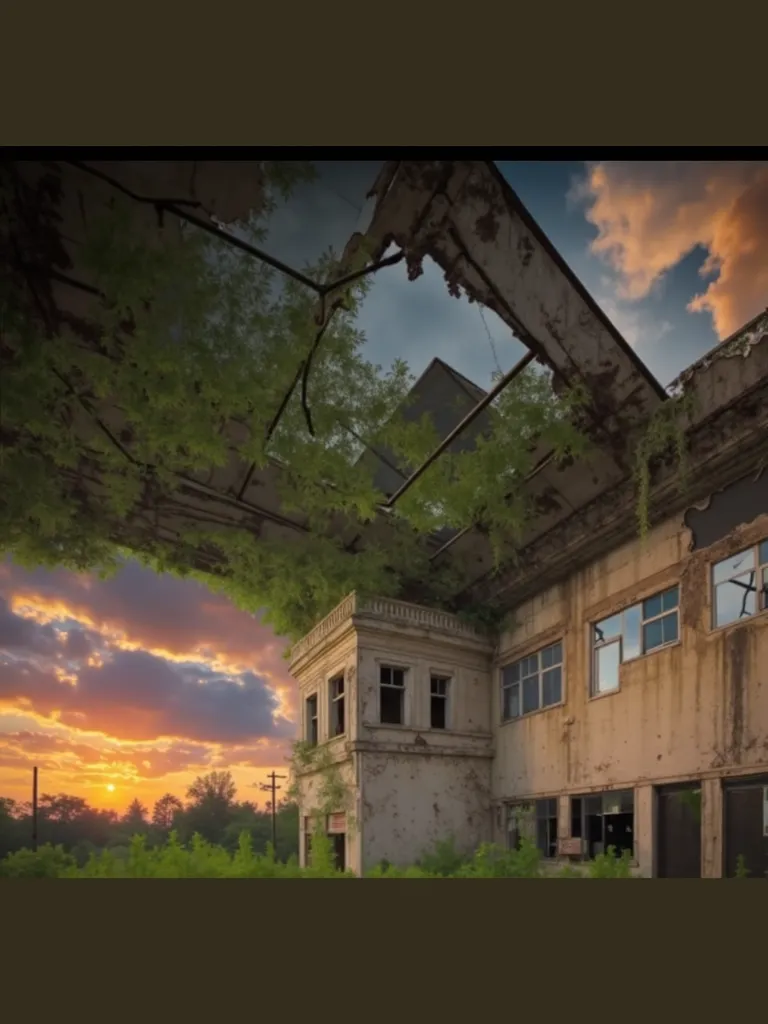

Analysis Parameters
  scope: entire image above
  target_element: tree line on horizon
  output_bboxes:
[0,770,298,864]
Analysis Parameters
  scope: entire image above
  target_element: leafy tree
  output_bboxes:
[0,159,587,641]
[121,798,149,836]
[151,793,183,832]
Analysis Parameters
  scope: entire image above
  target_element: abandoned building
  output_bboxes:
[12,159,766,878]
[291,310,768,878]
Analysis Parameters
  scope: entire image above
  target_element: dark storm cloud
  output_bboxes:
[0,595,59,657]
[0,646,293,744]
[0,558,293,688]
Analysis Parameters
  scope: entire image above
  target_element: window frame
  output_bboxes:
[711,539,768,631]
[569,790,636,861]
[429,674,451,730]
[506,799,558,859]
[591,584,681,698]
[500,639,564,723]
[329,672,346,738]
[378,664,407,726]
[304,691,319,746]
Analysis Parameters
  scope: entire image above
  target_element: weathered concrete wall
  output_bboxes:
[295,752,360,871]
[356,623,492,737]
[360,750,492,869]
[493,508,768,876]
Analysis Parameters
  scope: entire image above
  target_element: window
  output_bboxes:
[712,540,768,628]
[592,585,679,695]
[305,693,318,746]
[571,790,634,859]
[506,803,533,851]
[507,799,557,858]
[379,665,405,725]
[535,798,558,858]
[329,674,345,736]
[430,675,450,729]
[501,641,562,721]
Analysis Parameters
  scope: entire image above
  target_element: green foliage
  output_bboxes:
[0,776,300,863]
[287,740,357,838]
[734,854,750,879]
[587,847,634,878]
[0,843,76,877]
[1,160,589,641]
[634,392,695,540]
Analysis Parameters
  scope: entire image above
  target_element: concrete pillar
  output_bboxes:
[635,785,655,877]
[701,777,723,878]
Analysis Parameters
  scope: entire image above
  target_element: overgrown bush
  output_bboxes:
[0,834,666,879]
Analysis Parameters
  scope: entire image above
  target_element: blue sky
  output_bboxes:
[263,159,768,389]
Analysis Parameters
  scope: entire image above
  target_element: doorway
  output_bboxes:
[656,782,702,877]
[724,774,768,878]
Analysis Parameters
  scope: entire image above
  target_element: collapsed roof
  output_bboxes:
[4,158,767,621]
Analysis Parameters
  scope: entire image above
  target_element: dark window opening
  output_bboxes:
[535,798,558,858]
[305,694,318,746]
[724,775,768,878]
[572,790,634,860]
[330,833,346,872]
[303,817,312,866]
[380,665,405,725]
[430,675,449,729]
[330,674,345,736]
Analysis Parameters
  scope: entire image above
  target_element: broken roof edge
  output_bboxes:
[485,161,668,403]
[669,307,768,392]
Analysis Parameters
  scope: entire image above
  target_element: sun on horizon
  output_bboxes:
[105,784,115,793]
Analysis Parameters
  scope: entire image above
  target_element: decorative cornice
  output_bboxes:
[289,592,490,668]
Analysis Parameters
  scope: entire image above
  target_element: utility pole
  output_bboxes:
[32,766,38,852]
[259,772,286,853]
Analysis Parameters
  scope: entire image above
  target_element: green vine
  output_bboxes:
[634,390,696,540]
[287,740,357,836]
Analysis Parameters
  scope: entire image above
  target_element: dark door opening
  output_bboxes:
[330,832,346,872]
[656,783,702,878]
[724,775,768,878]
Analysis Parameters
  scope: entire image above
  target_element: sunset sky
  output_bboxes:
[2,158,766,812]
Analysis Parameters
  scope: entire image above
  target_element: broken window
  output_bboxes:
[592,586,679,695]
[329,674,345,736]
[379,665,405,725]
[571,790,634,860]
[305,693,318,746]
[501,640,562,721]
[535,798,558,858]
[430,675,450,729]
[712,540,768,628]
[506,803,535,851]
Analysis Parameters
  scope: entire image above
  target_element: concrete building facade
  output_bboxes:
[289,323,768,879]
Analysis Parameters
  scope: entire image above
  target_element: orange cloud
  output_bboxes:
[576,161,768,339]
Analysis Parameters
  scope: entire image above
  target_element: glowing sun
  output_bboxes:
[106,784,116,793]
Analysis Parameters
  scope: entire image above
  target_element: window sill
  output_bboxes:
[501,700,564,726]
[708,604,768,636]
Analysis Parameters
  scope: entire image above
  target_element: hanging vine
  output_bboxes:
[634,389,696,540]
[287,740,357,836]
